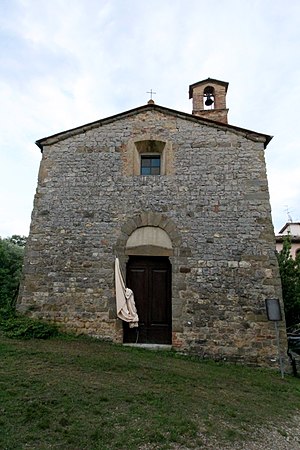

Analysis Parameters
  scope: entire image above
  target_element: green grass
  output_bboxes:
[1,335,300,450]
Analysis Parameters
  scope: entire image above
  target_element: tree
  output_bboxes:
[7,235,27,247]
[0,236,26,310]
[276,236,300,328]
[0,235,59,339]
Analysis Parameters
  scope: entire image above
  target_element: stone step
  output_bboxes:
[123,343,172,351]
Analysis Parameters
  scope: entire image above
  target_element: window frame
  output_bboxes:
[140,154,161,176]
[124,137,174,177]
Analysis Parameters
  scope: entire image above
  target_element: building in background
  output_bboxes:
[276,222,300,259]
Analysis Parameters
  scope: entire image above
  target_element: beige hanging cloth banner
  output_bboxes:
[115,257,139,328]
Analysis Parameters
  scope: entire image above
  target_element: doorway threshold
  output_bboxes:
[123,343,172,351]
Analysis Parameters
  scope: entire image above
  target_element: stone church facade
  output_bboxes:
[17,78,286,367]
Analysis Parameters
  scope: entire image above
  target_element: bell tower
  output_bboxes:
[189,78,229,124]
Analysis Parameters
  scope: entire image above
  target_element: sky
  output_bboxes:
[0,0,300,237]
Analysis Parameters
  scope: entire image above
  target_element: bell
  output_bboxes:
[205,94,214,106]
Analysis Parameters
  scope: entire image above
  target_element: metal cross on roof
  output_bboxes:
[147,89,156,100]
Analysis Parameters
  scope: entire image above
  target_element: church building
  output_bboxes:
[17,78,286,367]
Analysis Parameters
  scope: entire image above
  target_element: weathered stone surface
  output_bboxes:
[17,105,287,368]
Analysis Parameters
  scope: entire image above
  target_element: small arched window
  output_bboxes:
[203,86,215,110]
[135,140,165,176]
[125,138,174,176]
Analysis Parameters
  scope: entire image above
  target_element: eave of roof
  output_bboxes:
[35,102,272,152]
[189,78,229,98]
[278,222,300,234]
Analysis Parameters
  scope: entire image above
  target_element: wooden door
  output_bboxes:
[123,256,172,344]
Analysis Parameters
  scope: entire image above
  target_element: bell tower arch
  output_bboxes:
[189,77,229,123]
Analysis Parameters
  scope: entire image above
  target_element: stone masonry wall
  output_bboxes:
[18,108,286,367]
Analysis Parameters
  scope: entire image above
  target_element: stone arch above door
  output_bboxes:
[115,212,182,258]
[126,226,172,256]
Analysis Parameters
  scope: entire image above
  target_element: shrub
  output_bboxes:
[277,235,300,327]
[0,236,25,310]
[0,309,58,339]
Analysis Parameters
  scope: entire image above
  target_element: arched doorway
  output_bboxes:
[123,226,173,344]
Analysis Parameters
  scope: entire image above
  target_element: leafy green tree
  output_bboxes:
[7,235,27,247]
[277,236,300,328]
[0,236,25,310]
[0,235,59,340]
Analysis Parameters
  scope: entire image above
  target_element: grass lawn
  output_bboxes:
[1,335,300,450]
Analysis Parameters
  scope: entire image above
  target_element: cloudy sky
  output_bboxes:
[1,0,299,237]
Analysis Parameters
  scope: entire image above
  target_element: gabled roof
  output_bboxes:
[278,222,300,234]
[189,78,229,98]
[35,102,272,152]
